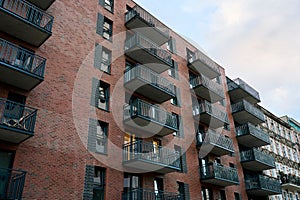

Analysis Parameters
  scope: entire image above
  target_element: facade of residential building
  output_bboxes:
[0,0,286,199]
[259,110,300,200]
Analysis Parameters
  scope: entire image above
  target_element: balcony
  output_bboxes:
[26,0,55,10]
[227,78,261,104]
[187,51,221,79]
[0,168,26,200]
[236,123,270,148]
[280,172,300,191]
[193,100,229,129]
[0,98,37,143]
[231,100,265,125]
[0,0,53,47]
[240,149,275,171]
[123,99,178,137]
[124,65,175,103]
[196,129,234,156]
[0,38,46,90]
[122,188,183,200]
[124,33,172,73]
[123,141,180,174]
[245,175,281,196]
[125,5,170,46]
[200,163,239,187]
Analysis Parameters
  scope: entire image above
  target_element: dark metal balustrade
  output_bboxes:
[125,5,170,45]
[227,77,261,104]
[245,175,281,196]
[26,0,55,10]
[123,99,178,136]
[193,100,229,129]
[187,50,221,79]
[196,129,234,156]
[236,123,270,148]
[0,0,53,46]
[240,148,275,171]
[0,98,37,143]
[124,65,175,103]
[0,38,46,90]
[125,33,172,73]
[122,188,183,200]
[0,168,26,200]
[190,74,224,103]
[280,172,300,191]
[231,100,265,125]
[200,163,239,186]
[123,141,180,174]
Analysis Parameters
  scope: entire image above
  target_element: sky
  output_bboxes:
[135,0,300,122]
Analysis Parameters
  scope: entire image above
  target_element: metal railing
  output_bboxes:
[193,100,229,124]
[190,74,224,98]
[196,129,234,152]
[231,100,265,122]
[236,123,270,143]
[125,33,172,66]
[123,141,180,169]
[122,188,183,200]
[187,50,220,75]
[200,163,239,183]
[124,65,175,96]
[245,175,281,193]
[0,168,26,200]
[240,148,275,167]
[125,5,170,36]
[0,98,37,132]
[0,38,46,77]
[227,78,260,101]
[0,0,54,32]
[280,172,300,186]
[124,99,178,130]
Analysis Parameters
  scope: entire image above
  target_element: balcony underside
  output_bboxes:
[26,0,55,10]
[282,183,300,191]
[124,116,176,137]
[232,110,264,125]
[228,88,260,104]
[125,16,169,46]
[237,134,270,148]
[188,60,220,79]
[195,113,226,129]
[123,159,179,174]
[0,10,51,47]
[198,143,234,157]
[201,177,238,187]
[0,124,33,144]
[125,47,171,74]
[241,160,275,171]
[124,78,175,103]
[247,188,281,196]
[0,62,43,90]
[193,85,224,103]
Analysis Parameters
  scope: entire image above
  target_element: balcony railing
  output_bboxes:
[196,129,234,156]
[0,98,37,143]
[188,50,220,79]
[236,123,270,148]
[123,141,180,173]
[280,172,300,190]
[227,78,260,103]
[245,175,282,196]
[231,100,265,125]
[124,99,178,136]
[200,163,239,186]
[240,148,275,171]
[122,188,183,200]
[26,0,55,10]
[124,65,175,103]
[0,168,26,200]
[125,33,172,72]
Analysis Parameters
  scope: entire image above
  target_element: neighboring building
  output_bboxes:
[0,0,287,200]
[259,109,300,200]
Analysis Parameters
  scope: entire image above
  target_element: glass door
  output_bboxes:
[0,151,14,199]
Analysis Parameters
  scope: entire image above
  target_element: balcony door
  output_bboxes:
[123,173,141,200]
[154,177,164,199]
[0,151,15,199]
[3,93,26,124]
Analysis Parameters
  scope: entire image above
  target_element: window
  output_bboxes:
[175,145,187,173]
[171,87,181,107]
[234,192,241,200]
[93,167,105,200]
[220,190,226,200]
[94,44,111,73]
[177,182,190,200]
[99,0,114,12]
[96,13,113,40]
[168,60,178,79]
[88,119,108,154]
[123,173,140,192]
[98,81,110,111]
[167,37,176,53]
[201,187,213,200]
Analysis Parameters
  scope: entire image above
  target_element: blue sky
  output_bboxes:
[135,0,300,122]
